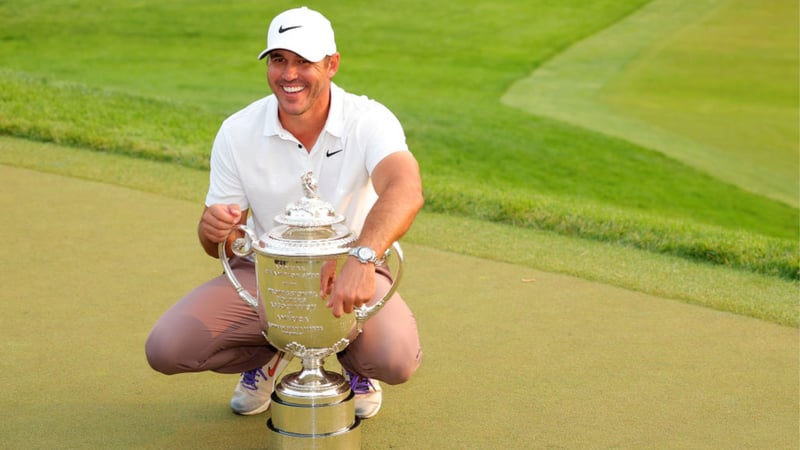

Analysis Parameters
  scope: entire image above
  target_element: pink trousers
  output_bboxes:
[145,257,422,385]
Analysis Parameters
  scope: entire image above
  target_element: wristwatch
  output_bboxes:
[349,246,379,264]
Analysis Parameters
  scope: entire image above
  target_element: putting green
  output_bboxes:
[2,164,797,448]
[503,0,799,207]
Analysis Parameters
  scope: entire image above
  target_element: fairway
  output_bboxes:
[1,162,798,448]
[503,0,799,207]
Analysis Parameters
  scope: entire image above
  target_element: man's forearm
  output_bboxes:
[357,152,424,254]
[357,177,423,254]
[198,222,222,258]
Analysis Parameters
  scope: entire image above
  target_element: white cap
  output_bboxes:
[257,7,337,62]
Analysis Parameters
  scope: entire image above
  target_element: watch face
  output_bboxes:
[358,247,374,260]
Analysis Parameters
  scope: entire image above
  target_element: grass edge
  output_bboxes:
[1,135,796,327]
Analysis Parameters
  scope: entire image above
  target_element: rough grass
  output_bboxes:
[423,178,799,280]
[0,70,217,168]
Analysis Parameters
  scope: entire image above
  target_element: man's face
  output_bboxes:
[266,49,339,119]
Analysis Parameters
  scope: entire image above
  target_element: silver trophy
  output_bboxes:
[220,171,403,448]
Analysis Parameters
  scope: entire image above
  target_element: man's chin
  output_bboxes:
[278,101,308,117]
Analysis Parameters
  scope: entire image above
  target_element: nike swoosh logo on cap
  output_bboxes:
[278,25,302,33]
[326,149,344,157]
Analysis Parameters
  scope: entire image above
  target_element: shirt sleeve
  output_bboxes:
[359,101,409,174]
[205,125,249,210]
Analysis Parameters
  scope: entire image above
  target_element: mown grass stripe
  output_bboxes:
[503,0,799,207]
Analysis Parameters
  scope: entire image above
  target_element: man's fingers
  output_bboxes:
[331,299,344,318]
[202,204,243,242]
[227,205,242,224]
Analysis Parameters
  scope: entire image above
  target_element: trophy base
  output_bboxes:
[267,416,361,449]
[267,370,361,449]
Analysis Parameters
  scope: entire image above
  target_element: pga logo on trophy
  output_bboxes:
[220,171,403,448]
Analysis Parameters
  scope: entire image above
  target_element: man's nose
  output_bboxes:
[283,62,300,79]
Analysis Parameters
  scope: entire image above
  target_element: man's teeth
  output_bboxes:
[283,86,304,93]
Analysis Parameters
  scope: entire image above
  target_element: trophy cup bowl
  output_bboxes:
[219,172,403,448]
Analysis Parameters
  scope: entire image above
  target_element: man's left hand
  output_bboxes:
[324,258,376,318]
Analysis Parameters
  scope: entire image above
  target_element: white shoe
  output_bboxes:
[230,351,290,415]
[347,370,383,419]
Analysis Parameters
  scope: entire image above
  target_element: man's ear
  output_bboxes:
[327,53,341,77]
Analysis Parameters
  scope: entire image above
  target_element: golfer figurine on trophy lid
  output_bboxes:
[220,171,404,448]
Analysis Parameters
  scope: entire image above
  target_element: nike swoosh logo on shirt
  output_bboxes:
[326,148,344,157]
[278,25,302,33]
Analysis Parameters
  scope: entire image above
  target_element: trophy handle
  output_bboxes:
[219,225,259,312]
[354,241,404,329]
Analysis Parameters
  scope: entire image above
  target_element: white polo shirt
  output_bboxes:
[205,83,409,238]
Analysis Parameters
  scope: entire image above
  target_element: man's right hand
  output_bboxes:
[198,204,246,257]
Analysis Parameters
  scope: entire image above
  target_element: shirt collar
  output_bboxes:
[263,82,344,139]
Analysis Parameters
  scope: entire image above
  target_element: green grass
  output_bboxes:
[504,0,799,207]
[0,70,217,167]
[424,178,798,279]
[603,0,799,206]
[3,159,798,449]
[0,0,797,282]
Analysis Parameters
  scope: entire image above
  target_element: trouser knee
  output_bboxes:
[144,332,180,375]
[380,356,421,385]
[341,345,422,385]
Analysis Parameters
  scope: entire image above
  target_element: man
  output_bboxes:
[145,6,423,420]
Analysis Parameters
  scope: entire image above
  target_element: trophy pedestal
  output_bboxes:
[267,368,362,449]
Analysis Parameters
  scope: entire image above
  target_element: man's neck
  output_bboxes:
[279,92,331,152]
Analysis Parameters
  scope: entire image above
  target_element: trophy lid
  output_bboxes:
[258,172,356,256]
